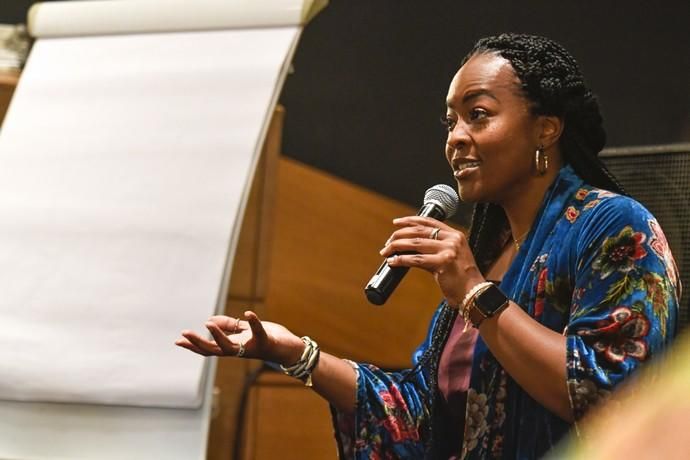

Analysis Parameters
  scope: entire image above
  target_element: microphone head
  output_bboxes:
[423,184,459,219]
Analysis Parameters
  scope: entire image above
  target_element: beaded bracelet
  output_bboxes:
[280,336,320,387]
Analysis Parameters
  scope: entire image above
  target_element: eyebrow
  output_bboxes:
[446,88,499,107]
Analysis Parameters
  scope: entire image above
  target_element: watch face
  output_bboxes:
[475,285,508,315]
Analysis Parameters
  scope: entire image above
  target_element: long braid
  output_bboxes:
[470,204,510,273]
[422,304,457,458]
[398,302,457,458]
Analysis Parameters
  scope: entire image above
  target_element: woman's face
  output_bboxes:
[444,52,543,203]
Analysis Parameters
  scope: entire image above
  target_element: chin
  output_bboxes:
[458,184,481,203]
[459,180,503,204]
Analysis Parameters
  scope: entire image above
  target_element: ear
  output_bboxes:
[536,115,563,150]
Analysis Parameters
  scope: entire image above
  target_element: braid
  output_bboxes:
[399,302,457,457]
[468,203,510,273]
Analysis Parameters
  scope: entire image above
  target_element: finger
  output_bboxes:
[206,322,239,355]
[390,225,438,240]
[244,311,268,343]
[385,222,457,246]
[381,226,436,255]
[395,224,466,245]
[382,224,456,255]
[392,216,450,229]
[208,315,243,334]
[386,252,448,272]
[175,338,213,356]
[380,237,440,258]
[385,223,434,244]
[181,330,223,355]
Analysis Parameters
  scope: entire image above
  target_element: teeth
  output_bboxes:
[457,162,481,171]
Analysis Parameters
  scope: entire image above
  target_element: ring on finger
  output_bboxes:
[233,317,241,334]
[430,228,441,240]
[236,341,246,357]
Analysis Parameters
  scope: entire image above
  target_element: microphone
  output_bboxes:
[364,184,459,305]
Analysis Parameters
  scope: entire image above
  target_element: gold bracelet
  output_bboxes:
[460,282,492,332]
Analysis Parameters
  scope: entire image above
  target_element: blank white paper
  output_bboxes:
[0,27,300,408]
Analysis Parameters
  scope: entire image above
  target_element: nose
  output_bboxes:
[445,121,470,159]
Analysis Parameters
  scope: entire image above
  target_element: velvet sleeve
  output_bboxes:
[565,194,680,420]
[331,305,446,459]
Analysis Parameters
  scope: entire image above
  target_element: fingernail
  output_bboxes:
[387,256,396,264]
[379,248,385,255]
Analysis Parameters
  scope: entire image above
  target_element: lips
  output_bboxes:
[453,160,481,178]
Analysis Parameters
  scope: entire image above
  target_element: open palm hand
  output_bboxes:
[175,311,303,365]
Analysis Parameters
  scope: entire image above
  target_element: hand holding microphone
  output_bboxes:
[364,184,460,305]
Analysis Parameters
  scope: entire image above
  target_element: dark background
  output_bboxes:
[3,1,689,223]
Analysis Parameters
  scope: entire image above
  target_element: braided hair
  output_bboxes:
[410,33,627,458]
[464,33,626,272]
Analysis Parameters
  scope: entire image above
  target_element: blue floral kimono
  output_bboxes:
[332,165,680,459]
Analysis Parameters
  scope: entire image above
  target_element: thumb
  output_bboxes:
[244,311,268,342]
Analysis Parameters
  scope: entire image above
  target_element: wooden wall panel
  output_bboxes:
[265,157,448,369]
[240,372,337,460]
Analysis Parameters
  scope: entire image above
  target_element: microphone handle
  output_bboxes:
[364,203,446,305]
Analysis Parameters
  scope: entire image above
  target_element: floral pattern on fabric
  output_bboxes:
[577,306,650,363]
[575,188,590,200]
[331,166,679,459]
[464,389,489,452]
[565,206,580,223]
[648,218,681,295]
[331,349,433,459]
[591,226,647,280]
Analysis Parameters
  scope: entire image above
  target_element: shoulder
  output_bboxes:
[566,188,677,279]
[569,188,655,237]
[561,187,663,264]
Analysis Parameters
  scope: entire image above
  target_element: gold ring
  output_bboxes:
[233,318,241,334]
[430,228,441,240]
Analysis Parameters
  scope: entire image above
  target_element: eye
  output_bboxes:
[440,115,456,131]
[469,108,488,121]
[468,108,489,121]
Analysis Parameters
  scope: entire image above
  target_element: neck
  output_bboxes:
[499,162,563,245]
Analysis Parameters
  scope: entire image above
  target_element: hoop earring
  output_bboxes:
[534,147,548,176]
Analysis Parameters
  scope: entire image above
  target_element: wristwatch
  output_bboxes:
[468,283,510,327]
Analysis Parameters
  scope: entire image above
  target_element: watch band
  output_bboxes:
[468,283,509,327]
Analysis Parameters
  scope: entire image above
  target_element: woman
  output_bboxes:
[176,33,680,459]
